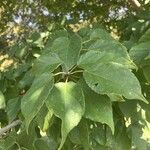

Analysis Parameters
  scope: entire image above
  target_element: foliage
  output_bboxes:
[0,0,150,150]
[0,0,149,47]
[0,23,150,149]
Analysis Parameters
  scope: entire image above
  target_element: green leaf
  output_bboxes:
[142,63,150,83]
[78,27,91,42]
[89,40,136,69]
[50,33,81,71]
[145,52,150,60]
[45,30,68,51]
[90,124,107,148]
[2,131,18,150]
[78,79,114,133]
[69,119,90,149]
[46,82,85,150]
[21,73,54,132]
[139,28,150,43]
[0,91,5,109]
[35,104,53,131]
[90,28,113,40]
[11,43,28,59]
[34,137,57,150]
[131,125,147,150]
[84,28,136,69]
[32,52,61,75]
[119,101,137,118]
[19,69,35,88]
[129,41,150,65]
[43,110,53,131]
[46,117,61,148]
[78,51,147,103]
[0,140,5,150]
[17,122,37,150]
[12,63,30,78]
[112,122,131,150]
[6,98,20,122]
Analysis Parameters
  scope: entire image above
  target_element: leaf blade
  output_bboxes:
[78,79,114,133]
[50,33,82,71]
[78,51,147,103]
[46,82,85,149]
[21,73,54,131]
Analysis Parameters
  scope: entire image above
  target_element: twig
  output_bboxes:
[71,74,80,79]
[69,76,77,82]
[128,0,141,9]
[53,72,67,76]
[0,120,22,136]
[82,39,91,44]
[70,70,84,75]
[69,65,77,73]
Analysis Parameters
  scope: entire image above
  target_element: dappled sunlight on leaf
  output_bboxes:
[46,82,85,149]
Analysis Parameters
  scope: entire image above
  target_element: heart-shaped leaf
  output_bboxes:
[78,51,147,103]
[46,82,85,149]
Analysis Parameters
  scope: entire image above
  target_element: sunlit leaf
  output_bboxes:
[35,104,53,131]
[32,52,61,75]
[0,91,5,109]
[21,73,54,131]
[78,50,147,103]
[50,33,82,71]
[46,82,85,149]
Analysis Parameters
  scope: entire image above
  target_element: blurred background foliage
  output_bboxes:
[0,0,149,47]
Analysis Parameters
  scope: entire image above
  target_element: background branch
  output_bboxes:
[128,0,142,9]
[0,120,22,136]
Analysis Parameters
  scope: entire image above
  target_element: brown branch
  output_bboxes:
[0,120,22,136]
[128,0,142,9]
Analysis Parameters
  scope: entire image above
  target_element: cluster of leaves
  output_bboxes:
[0,25,150,150]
